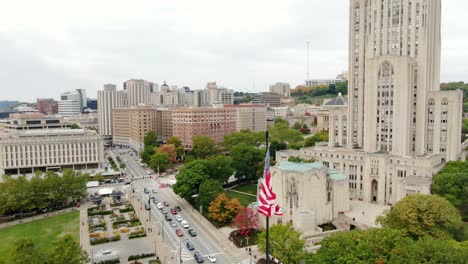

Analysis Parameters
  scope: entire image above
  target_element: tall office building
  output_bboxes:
[97,84,128,140]
[59,89,87,116]
[276,0,463,206]
[124,79,154,106]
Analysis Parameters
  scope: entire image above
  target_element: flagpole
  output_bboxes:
[265,130,270,264]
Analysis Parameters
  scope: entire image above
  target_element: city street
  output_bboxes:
[118,150,249,264]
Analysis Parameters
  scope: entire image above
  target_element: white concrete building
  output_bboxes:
[206,82,234,105]
[276,0,463,206]
[269,82,291,97]
[124,79,153,106]
[259,161,349,235]
[59,89,86,116]
[0,129,104,175]
[97,84,128,140]
[270,107,290,118]
[150,82,180,106]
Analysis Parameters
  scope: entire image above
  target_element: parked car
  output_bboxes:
[188,228,197,237]
[170,221,177,227]
[175,215,183,222]
[152,189,157,194]
[175,229,184,237]
[207,254,217,263]
[165,214,172,221]
[171,208,177,214]
[152,197,158,204]
[144,203,150,211]
[156,203,163,209]
[175,205,182,211]
[163,201,169,207]
[162,208,168,214]
[181,220,189,229]
[144,188,149,194]
[102,249,112,255]
[186,241,195,251]
[194,252,205,263]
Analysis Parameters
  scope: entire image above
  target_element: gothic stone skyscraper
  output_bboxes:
[277,0,463,206]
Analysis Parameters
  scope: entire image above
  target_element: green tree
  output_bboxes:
[49,235,88,264]
[432,161,468,219]
[70,123,80,129]
[149,152,172,172]
[197,179,223,210]
[206,155,235,184]
[269,121,303,144]
[167,136,182,148]
[192,135,217,159]
[274,118,289,127]
[223,130,263,151]
[173,161,209,200]
[293,121,302,130]
[269,140,287,160]
[257,223,306,264]
[378,194,462,240]
[140,145,156,164]
[304,131,329,147]
[230,143,264,181]
[10,239,44,264]
[143,131,158,148]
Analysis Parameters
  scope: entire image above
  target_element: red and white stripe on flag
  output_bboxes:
[257,147,283,217]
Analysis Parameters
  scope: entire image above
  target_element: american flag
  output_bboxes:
[257,146,283,217]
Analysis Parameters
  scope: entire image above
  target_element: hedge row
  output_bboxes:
[119,207,133,213]
[90,235,121,245]
[129,233,147,239]
[128,253,156,261]
[88,210,113,216]
[94,259,120,264]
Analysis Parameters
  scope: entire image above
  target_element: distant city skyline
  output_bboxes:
[1,0,467,102]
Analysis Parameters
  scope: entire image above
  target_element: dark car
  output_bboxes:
[144,203,151,211]
[164,201,169,207]
[186,241,195,251]
[188,228,197,237]
[194,252,204,263]
[165,214,172,221]
[144,188,149,194]
[175,205,182,211]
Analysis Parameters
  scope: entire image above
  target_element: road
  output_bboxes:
[116,149,246,264]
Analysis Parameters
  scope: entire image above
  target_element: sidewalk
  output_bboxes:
[0,207,77,229]
[79,202,91,257]
[129,192,175,264]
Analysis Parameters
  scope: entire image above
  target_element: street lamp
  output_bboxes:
[148,197,151,221]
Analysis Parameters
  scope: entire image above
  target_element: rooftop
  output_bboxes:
[324,93,347,106]
[327,170,347,181]
[276,161,323,172]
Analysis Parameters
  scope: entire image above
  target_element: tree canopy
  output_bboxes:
[149,152,172,172]
[197,179,223,210]
[48,235,88,264]
[192,135,217,159]
[10,239,44,264]
[310,228,468,264]
[230,143,264,181]
[257,223,306,264]
[431,161,468,220]
[143,131,158,148]
[223,130,263,151]
[304,131,329,147]
[208,193,242,227]
[173,161,210,200]
[378,194,462,240]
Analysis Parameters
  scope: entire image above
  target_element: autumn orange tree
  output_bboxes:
[157,144,177,163]
[231,207,259,236]
[208,193,242,226]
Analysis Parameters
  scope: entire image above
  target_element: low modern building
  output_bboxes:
[0,113,70,132]
[258,161,349,235]
[0,129,104,175]
[64,113,98,130]
[252,92,281,107]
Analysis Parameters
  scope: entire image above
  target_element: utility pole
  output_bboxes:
[179,239,182,263]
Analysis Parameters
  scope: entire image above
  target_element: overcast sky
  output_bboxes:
[0,0,467,102]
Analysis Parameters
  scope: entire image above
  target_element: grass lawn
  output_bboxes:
[0,210,80,261]
[225,190,256,207]
[232,184,258,195]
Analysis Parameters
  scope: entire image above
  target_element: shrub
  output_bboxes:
[88,210,113,216]
[93,258,120,264]
[128,253,156,261]
[90,235,121,245]
[149,260,161,264]
[119,207,134,213]
[120,228,129,233]
[129,233,147,239]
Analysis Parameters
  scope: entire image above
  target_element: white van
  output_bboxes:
[181,220,189,229]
